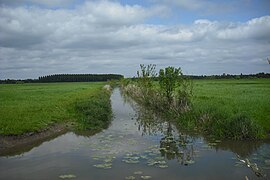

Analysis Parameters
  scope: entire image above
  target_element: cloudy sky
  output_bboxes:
[0,0,270,79]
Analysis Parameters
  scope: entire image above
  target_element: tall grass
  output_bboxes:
[0,82,111,135]
[192,79,270,134]
[122,78,270,139]
[74,89,112,131]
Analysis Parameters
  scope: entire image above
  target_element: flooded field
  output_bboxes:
[0,88,269,180]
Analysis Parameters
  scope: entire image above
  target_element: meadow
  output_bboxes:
[192,79,270,132]
[0,82,111,135]
[1,78,269,139]
[122,75,270,139]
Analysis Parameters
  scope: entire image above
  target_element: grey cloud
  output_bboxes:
[0,0,76,8]
[0,1,270,79]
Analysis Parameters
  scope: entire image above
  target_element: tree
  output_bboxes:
[159,66,182,104]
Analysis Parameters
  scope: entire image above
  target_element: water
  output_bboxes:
[0,88,269,180]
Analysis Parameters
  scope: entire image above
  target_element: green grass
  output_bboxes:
[74,89,112,131]
[123,78,270,139]
[192,79,270,133]
[0,82,111,135]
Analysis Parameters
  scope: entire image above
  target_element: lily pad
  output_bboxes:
[122,159,140,164]
[157,161,167,165]
[208,142,217,146]
[125,176,136,180]
[159,148,166,151]
[186,160,195,165]
[141,176,152,179]
[103,159,113,163]
[59,174,76,179]
[134,171,143,175]
[144,150,152,153]
[147,159,157,166]
[93,163,112,169]
[140,155,148,159]
[158,165,168,168]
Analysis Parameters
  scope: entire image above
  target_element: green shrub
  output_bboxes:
[198,111,263,140]
[74,90,112,130]
[223,114,263,140]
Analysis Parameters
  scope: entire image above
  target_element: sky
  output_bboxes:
[0,0,270,79]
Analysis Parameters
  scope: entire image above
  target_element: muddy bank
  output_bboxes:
[0,123,71,156]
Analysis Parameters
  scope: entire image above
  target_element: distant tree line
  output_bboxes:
[0,74,124,84]
[186,72,270,79]
[38,74,123,82]
[0,72,269,84]
[129,72,270,81]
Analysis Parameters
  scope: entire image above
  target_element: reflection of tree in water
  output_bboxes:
[123,92,197,164]
[122,92,165,136]
[136,107,196,165]
[160,122,195,165]
[136,109,165,136]
[121,89,268,167]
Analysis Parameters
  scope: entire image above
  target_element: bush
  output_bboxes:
[198,111,263,140]
[224,114,263,140]
[74,90,112,130]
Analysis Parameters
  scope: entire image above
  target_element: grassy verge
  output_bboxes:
[0,82,112,135]
[192,79,270,131]
[122,78,270,139]
[189,79,270,139]
[74,88,112,131]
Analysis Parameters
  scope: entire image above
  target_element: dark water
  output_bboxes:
[0,88,270,180]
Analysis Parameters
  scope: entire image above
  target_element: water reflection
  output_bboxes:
[122,89,270,166]
[0,88,269,180]
[160,128,196,165]
[215,140,268,158]
[0,129,67,157]
[123,93,197,165]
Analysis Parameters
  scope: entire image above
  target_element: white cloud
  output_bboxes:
[150,0,235,14]
[217,16,270,41]
[0,1,270,79]
[0,0,76,8]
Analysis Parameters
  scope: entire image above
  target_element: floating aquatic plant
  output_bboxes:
[59,174,76,179]
[141,175,152,179]
[140,155,148,159]
[185,160,195,165]
[158,164,168,168]
[125,176,136,180]
[134,171,143,175]
[147,159,168,168]
[93,163,112,169]
[208,142,217,146]
[122,159,140,164]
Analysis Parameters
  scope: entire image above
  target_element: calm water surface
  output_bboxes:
[0,88,269,180]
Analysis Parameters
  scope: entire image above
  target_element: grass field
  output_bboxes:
[192,79,270,132]
[1,79,269,139]
[0,82,111,135]
[122,77,270,139]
